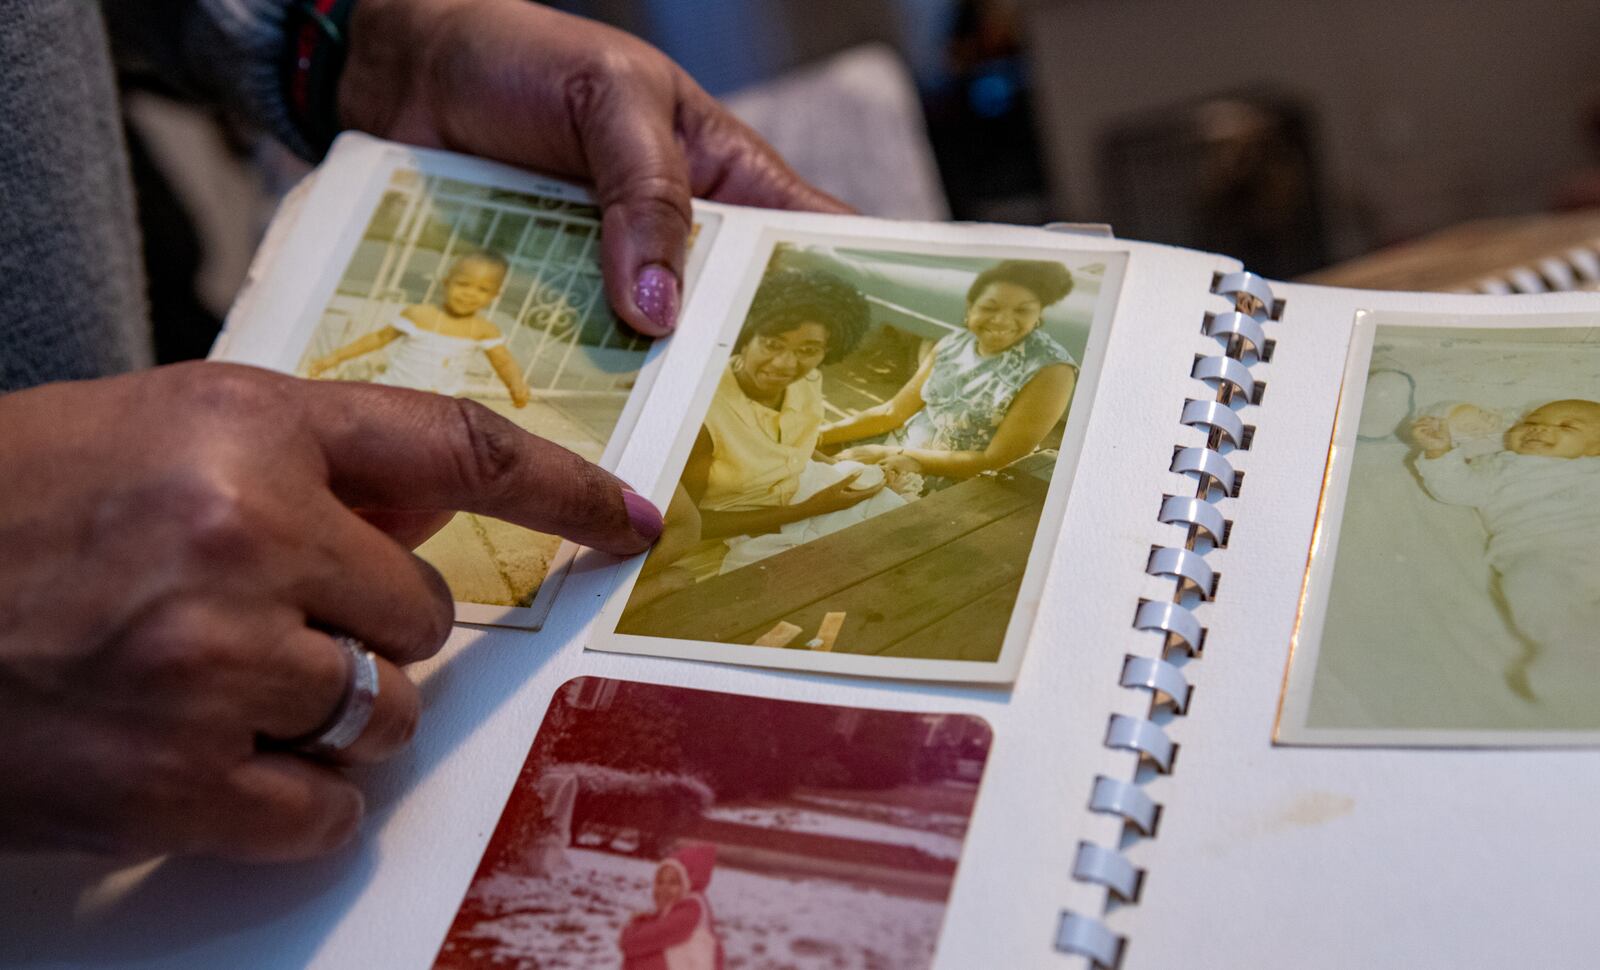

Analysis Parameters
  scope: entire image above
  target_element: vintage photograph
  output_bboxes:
[1280,314,1600,745]
[297,167,710,626]
[601,236,1124,680]
[433,678,991,970]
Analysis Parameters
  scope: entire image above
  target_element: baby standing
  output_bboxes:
[307,249,532,406]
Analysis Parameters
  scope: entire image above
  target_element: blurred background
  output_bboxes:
[124,0,1600,360]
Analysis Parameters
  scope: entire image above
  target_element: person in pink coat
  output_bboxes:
[619,843,725,970]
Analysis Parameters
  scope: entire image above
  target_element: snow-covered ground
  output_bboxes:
[789,795,971,838]
[703,806,963,862]
[448,849,945,969]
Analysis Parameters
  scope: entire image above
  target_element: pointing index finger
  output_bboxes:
[298,381,661,555]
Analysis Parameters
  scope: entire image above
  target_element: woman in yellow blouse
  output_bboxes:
[685,267,879,536]
[632,267,878,597]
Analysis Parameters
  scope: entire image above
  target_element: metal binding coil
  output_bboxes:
[1191,354,1256,401]
[1146,546,1216,599]
[1214,269,1276,314]
[1057,271,1279,968]
[1180,398,1247,449]
[1057,912,1124,968]
[1120,655,1193,713]
[1087,775,1161,836]
[1203,310,1268,363]
[1171,446,1236,497]
[1157,495,1227,546]
[1132,599,1204,656]
[1105,714,1178,773]
[1073,842,1145,902]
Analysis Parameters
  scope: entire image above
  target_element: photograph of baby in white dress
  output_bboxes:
[1282,317,1600,744]
[307,248,532,406]
[295,167,692,625]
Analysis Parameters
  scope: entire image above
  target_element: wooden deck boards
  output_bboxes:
[618,468,1051,660]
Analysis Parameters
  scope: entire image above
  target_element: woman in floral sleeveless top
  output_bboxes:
[819,259,1078,490]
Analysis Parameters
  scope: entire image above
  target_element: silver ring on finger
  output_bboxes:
[295,635,380,759]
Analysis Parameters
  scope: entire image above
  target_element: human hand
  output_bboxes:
[0,362,660,862]
[834,444,895,465]
[1445,403,1500,440]
[340,0,850,337]
[878,453,923,476]
[877,454,925,497]
[798,470,886,516]
[1410,416,1453,457]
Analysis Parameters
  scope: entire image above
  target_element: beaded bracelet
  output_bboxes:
[284,0,356,156]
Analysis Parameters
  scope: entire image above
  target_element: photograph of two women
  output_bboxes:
[606,236,1125,678]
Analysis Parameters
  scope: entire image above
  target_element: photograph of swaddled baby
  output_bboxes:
[606,237,1124,678]
[1281,316,1600,744]
[296,166,712,626]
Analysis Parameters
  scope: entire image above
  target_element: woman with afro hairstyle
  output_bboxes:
[687,265,890,534]
[819,259,1078,488]
[631,266,913,591]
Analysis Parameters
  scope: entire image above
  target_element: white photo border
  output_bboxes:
[588,227,1128,682]
[211,133,722,629]
[1278,308,1600,747]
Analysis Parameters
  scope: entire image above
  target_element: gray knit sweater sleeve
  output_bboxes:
[105,0,318,158]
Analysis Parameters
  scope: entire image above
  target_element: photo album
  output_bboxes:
[182,133,1600,969]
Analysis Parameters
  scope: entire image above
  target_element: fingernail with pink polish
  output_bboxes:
[622,489,664,542]
[633,265,680,334]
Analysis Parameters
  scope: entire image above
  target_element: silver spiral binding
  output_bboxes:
[1146,547,1215,600]
[1156,495,1226,546]
[1104,714,1178,773]
[1087,776,1160,836]
[1132,599,1204,656]
[1180,398,1247,448]
[1191,354,1256,401]
[1073,842,1145,902]
[1057,271,1279,968]
[1120,655,1192,713]
[1057,913,1124,968]
[1203,311,1268,363]
[1171,446,1236,498]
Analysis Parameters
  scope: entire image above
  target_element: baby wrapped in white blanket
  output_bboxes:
[1411,400,1600,714]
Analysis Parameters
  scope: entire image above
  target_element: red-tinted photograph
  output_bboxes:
[433,678,992,969]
